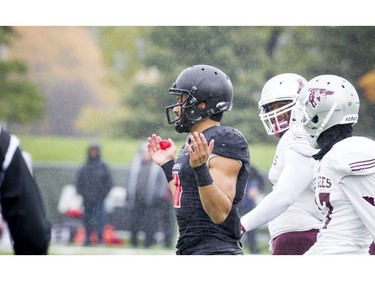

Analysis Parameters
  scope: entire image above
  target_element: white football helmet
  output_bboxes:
[292,74,360,148]
[259,73,307,137]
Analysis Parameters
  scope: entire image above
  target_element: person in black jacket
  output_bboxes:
[0,127,51,254]
[76,143,113,246]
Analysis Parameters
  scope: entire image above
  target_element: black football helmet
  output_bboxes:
[165,64,234,133]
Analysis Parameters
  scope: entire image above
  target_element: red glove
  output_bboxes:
[160,139,171,150]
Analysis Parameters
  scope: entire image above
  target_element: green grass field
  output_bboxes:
[17,135,139,165]
[18,135,276,172]
[1,236,271,255]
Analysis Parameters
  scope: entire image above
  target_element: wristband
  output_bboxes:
[161,159,174,183]
[193,163,213,187]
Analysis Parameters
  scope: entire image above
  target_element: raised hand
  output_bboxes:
[185,132,214,168]
[147,134,176,166]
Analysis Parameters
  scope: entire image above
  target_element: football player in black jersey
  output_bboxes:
[148,64,250,255]
[0,127,51,254]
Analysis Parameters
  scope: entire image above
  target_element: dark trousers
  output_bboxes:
[82,201,105,244]
[239,200,258,253]
[129,203,157,248]
[157,199,175,248]
[243,229,258,254]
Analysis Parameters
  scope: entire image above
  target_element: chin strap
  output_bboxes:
[312,124,353,160]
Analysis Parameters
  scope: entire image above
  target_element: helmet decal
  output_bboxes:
[291,74,360,149]
[297,79,305,94]
[308,88,334,108]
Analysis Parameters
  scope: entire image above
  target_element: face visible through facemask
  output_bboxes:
[266,101,293,138]
[172,94,185,124]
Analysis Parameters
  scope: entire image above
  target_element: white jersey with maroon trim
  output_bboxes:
[267,129,323,239]
[305,136,375,255]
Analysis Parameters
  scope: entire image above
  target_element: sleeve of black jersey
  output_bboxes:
[0,148,51,254]
[212,127,249,163]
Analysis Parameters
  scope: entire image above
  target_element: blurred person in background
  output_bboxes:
[238,166,264,254]
[241,73,323,255]
[76,142,113,246]
[153,170,176,248]
[0,126,51,254]
[126,141,175,248]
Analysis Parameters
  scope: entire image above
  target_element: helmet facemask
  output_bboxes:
[259,99,297,138]
[291,101,339,148]
[165,87,200,133]
[258,73,306,138]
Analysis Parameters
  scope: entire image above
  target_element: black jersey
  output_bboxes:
[172,125,250,254]
[0,128,51,254]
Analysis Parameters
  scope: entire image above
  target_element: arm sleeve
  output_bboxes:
[340,175,375,241]
[241,148,314,231]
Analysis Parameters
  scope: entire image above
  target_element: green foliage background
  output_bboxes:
[96,26,375,143]
[0,27,45,124]
[2,26,375,150]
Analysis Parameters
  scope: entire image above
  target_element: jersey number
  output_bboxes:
[172,171,182,208]
[318,192,333,229]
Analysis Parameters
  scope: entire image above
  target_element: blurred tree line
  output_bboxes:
[5,26,119,136]
[2,26,375,143]
[0,27,45,127]
[96,26,375,143]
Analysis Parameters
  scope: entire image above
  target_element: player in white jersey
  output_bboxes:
[292,74,375,254]
[241,73,323,254]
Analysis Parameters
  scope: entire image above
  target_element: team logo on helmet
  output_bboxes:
[297,79,305,95]
[308,88,334,108]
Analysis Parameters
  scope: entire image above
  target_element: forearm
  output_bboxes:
[241,150,314,232]
[194,154,241,224]
[195,164,234,224]
[199,184,232,224]
[241,188,292,231]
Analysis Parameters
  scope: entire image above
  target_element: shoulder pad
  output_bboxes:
[204,126,249,162]
[282,129,318,157]
[326,137,375,176]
